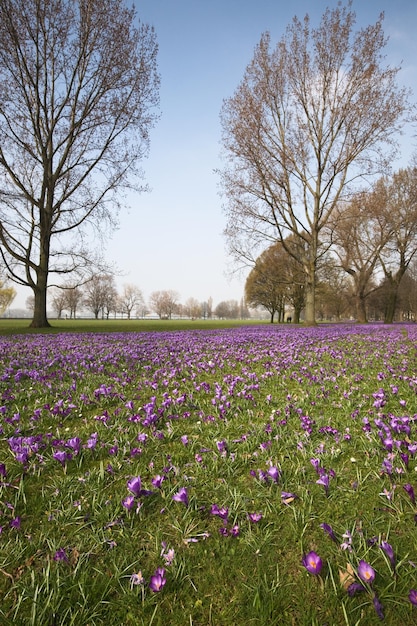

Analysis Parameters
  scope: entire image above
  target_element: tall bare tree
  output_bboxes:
[119,284,144,320]
[83,274,116,319]
[0,0,159,327]
[149,290,179,319]
[219,2,412,324]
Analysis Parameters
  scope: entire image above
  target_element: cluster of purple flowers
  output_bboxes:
[303,522,416,620]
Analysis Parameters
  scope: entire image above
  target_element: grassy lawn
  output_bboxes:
[0,317,267,335]
[1,322,417,624]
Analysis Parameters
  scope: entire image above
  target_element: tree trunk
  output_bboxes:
[30,282,50,328]
[304,267,316,325]
[29,228,51,328]
[383,273,403,323]
[356,292,368,323]
[270,311,275,323]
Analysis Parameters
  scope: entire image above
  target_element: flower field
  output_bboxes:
[1,323,417,624]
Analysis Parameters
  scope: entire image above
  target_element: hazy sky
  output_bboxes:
[11,0,417,310]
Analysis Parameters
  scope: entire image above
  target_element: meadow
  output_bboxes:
[1,321,417,625]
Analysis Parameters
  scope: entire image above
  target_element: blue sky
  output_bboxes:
[12,1,417,310]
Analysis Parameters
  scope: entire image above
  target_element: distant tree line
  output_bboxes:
[43,276,250,320]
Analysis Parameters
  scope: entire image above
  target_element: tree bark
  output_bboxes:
[356,292,368,323]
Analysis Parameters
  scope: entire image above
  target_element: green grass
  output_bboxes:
[1,323,417,624]
[0,317,268,335]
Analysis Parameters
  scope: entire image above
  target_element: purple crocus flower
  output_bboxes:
[66,437,81,454]
[10,516,21,529]
[0,463,6,478]
[181,435,188,446]
[409,589,417,605]
[229,524,240,536]
[347,582,366,596]
[404,483,415,504]
[127,476,142,497]
[248,512,263,523]
[210,504,229,521]
[357,560,375,585]
[320,522,337,542]
[302,551,323,576]
[149,567,166,592]
[53,548,68,562]
[373,595,384,620]
[281,492,297,505]
[172,487,189,506]
[267,466,280,483]
[310,458,320,473]
[380,540,395,570]
[122,495,135,511]
[53,450,71,465]
[316,474,330,495]
[151,475,165,489]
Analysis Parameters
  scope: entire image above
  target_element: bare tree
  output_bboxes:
[50,288,67,319]
[83,274,115,319]
[149,290,179,319]
[184,297,201,319]
[219,2,412,325]
[330,187,391,322]
[119,284,144,320]
[64,285,84,319]
[377,167,417,323]
[0,0,159,328]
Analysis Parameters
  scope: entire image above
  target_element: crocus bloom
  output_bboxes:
[152,474,164,489]
[248,513,263,523]
[162,548,175,566]
[10,516,21,529]
[357,560,375,585]
[172,487,189,506]
[373,595,384,620]
[149,567,166,592]
[320,523,337,542]
[130,571,145,587]
[316,474,330,495]
[210,504,229,521]
[347,582,366,596]
[53,548,68,562]
[53,450,71,465]
[404,483,415,504]
[281,492,297,505]
[267,466,280,482]
[127,476,142,497]
[302,551,323,575]
[122,495,135,511]
[409,589,417,605]
[380,540,395,570]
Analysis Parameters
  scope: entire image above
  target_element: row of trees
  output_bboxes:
[245,166,417,323]
[48,276,246,320]
[220,2,416,324]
